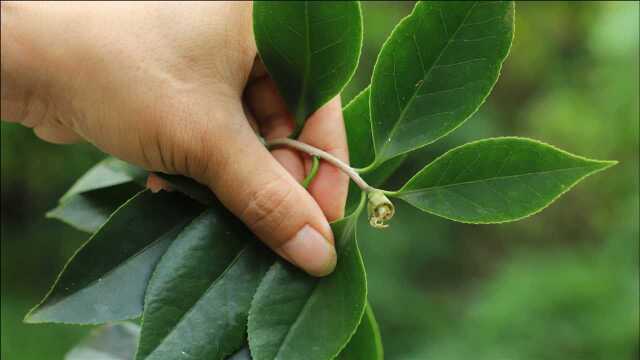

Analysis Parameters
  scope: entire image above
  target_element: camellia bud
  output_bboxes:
[367,190,395,229]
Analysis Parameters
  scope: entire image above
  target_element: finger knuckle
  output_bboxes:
[241,175,294,236]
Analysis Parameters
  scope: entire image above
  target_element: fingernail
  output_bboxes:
[280,225,337,277]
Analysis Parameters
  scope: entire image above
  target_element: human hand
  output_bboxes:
[1,1,349,276]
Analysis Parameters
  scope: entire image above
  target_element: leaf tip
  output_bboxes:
[588,159,618,172]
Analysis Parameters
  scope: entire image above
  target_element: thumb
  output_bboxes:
[199,103,337,277]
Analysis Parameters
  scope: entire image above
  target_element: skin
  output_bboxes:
[1,1,349,276]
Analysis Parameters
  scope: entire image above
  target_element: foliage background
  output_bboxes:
[1,2,638,359]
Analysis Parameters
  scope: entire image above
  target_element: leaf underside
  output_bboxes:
[371,1,514,163]
[65,323,141,360]
[253,1,363,129]
[226,347,252,360]
[48,157,146,233]
[397,137,616,223]
[137,208,274,360]
[47,182,142,233]
[61,157,146,201]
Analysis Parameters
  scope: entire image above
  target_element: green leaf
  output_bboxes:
[48,157,146,233]
[137,208,273,360]
[26,190,203,324]
[344,86,374,169]
[395,137,616,224]
[336,303,384,360]
[247,204,367,360]
[342,88,403,213]
[65,323,140,360]
[253,1,363,130]
[61,157,146,202]
[370,1,514,163]
[343,86,407,213]
[47,182,142,233]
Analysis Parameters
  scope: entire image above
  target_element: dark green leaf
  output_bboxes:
[253,1,363,129]
[342,85,406,213]
[396,137,616,223]
[137,208,273,360]
[247,205,367,360]
[47,182,142,233]
[26,191,203,324]
[65,323,140,360]
[61,157,146,201]
[344,85,395,214]
[344,86,374,169]
[336,303,384,360]
[370,1,514,163]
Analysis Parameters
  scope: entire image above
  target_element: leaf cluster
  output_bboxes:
[26,2,615,359]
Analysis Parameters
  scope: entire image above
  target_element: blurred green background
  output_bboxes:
[1,2,638,359]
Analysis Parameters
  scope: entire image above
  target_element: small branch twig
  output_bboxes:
[265,138,374,192]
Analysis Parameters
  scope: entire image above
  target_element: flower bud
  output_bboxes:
[367,190,395,229]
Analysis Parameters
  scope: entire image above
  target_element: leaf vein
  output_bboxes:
[379,2,480,156]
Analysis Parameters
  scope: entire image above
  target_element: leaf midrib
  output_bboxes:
[399,164,604,195]
[378,2,479,158]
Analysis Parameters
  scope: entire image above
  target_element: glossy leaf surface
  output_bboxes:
[137,208,273,360]
[65,323,140,360]
[397,137,616,223]
[336,304,384,360]
[371,1,514,163]
[47,182,142,233]
[26,191,202,324]
[248,209,367,360]
[253,1,363,129]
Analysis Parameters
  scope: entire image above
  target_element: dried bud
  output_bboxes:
[367,190,395,229]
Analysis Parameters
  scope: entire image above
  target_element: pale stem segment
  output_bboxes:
[265,138,375,193]
[264,137,395,228]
